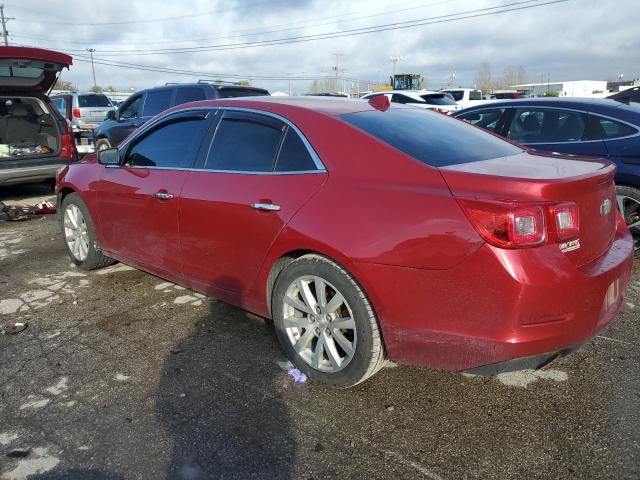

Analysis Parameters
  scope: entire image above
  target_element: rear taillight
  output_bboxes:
[72,108,81,118]
[549,202,580,241]
[458,200,546,248]
[60,127,78,160]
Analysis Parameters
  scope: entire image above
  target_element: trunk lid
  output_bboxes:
[0,46,72,94]
[440,151,618,266]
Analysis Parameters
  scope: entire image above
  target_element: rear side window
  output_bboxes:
[51,97,67,117]
[391,94,423,105]
[126,117,208,168]
[206,113,284,171]
[341,108,522,167]
[78,94,111,108]
[142,89,173,117]
[507,108,589,143]
[443,90,463,101]
[595,117,638,139]
[275,129,317,171]
[458,109,505,133]
[175,87,206,105]
[421,94,456,106]
[469,90,483,101]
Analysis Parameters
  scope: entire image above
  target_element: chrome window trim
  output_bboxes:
[105,165,326,176]
[118,106,326,173]
[502,105,640,145]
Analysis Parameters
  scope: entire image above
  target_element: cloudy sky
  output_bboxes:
[7,0,640,93]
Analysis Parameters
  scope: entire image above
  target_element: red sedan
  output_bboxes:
[56,96,634,387]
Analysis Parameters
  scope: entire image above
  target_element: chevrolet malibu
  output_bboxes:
[55,96,634,387]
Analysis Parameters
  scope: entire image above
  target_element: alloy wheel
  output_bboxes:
[63,204,90,261]
[282,275,357,373]
[617,194,640,254]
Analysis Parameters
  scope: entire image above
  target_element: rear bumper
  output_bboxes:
[350,222,634,372]
[0,158,71,185]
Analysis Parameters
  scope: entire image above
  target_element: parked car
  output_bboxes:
[0,46,78,186]
[440,88,487,108]
[56,96,633,387]
[453,98,640,253]
[50,92,115,137]
[608,86,640,105]
[92,82,270,151]
[361,90,461,113]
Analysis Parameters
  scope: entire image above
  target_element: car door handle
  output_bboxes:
[154,192,174,200]
[251,202,281,211]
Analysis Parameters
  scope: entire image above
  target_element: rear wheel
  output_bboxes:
[272,254,385,388]
[60,193,115,270]
[616,185,640,256]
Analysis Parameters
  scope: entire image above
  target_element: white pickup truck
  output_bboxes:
[440,88,490,108]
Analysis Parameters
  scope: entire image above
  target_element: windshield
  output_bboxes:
[392,75,421,90]
[341,107,522,167]
[420,94,457,106]
[79,94,112,108]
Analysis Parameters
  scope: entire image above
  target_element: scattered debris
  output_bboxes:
[385,405,395,412]
[0,201,56,222]
[287,367,308,384]
[114,373,130,382]
[1,322,28,335]
[170,348,183,354]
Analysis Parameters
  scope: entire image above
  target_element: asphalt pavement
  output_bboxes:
[1,183,639,480]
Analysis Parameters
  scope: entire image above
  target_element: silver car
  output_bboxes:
[50,92,115,135]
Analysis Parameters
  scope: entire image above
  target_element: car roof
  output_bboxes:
[164,95,387,117]
[140,82,269,94]
[455,97,640,115]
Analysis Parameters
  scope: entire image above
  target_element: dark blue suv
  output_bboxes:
[454,98,640,253]
[93,82,269,151]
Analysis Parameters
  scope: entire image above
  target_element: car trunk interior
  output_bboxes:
[0,96,60,161]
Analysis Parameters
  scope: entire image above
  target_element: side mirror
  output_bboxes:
[105,110,117,121]
[98,147,121,166]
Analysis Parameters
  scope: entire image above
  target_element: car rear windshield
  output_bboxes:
[442,90,463,101]
[341,108,522,167]
[78,94,112,108]
[217,88,269,98]
[420,94,456,105]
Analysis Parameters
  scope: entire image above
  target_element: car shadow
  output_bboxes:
[155,277,295,479]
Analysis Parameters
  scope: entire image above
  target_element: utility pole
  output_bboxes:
[0,5,15,46]
[87,48,97,89]
[389,56,402,77]
[332,53,343,93]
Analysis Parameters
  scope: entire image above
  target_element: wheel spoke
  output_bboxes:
[629,219,640,230]
[324,335,342,369]
[332,330,354,357]
[616,195,626,217]
[331,317,355,330]
[294,327,316,354]
[315,277,327,308]
[284,295,312,315]
[284,316,313,330]
[325,292,345,314]
[297,279,317,311]
[312,334,326,368]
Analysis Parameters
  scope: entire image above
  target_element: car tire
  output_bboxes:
[616,185,640,255]
[60,193,116,270]
[272,254,385,388]
[95,138,112,151]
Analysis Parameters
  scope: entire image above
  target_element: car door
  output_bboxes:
[591,114,640,166]
[96,110,212,278]
[179,109,327,300]
[504,107,608,157]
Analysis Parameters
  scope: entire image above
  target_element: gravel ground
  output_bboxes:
[0,183,638,480]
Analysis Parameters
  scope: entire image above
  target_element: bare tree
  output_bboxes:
[503,65,528,88]
[53,79,77,92]
[475,63,493,92]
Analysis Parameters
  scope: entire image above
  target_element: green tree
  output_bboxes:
[89,85,103,93]
[53,79,77,91]
[542,90,559,97]
[237,80,251,86]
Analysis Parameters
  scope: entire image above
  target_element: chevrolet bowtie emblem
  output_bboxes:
[600,198,612,215]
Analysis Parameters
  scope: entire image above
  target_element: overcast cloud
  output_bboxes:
[7,0,640,93]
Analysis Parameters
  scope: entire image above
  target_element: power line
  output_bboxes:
[70,0,567,57]
[9,0,461,48]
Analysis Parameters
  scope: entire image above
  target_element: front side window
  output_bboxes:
[142,89,173,117]
[51,97,67,117]
[469,90,483,101]
[342,108,522,167]
[443,90,463,102]
[125,116,208,169]
[459,109,505,133]
[507,108,588,144]
[205,113,285,172]
[120,96,142,119]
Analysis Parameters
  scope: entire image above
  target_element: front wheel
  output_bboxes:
[60,193,116,270]
[272,254,385,388]
[95,138,112,151]
[616,185,640,256]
